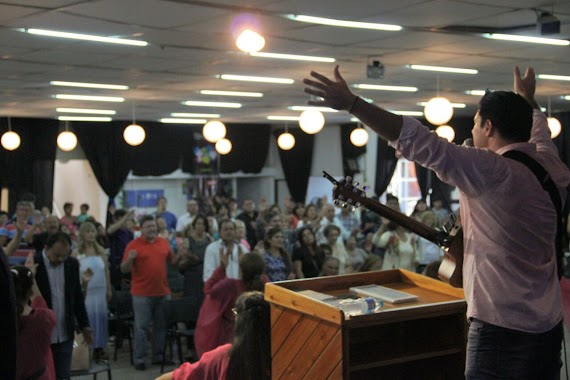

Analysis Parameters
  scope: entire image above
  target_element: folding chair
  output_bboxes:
[160,297,200,373]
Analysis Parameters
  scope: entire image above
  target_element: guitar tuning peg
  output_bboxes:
[354,181,359,187]
[342,203,348,209]
[345,176,353,183]
[350,206,356,212]
[333,200,340,206]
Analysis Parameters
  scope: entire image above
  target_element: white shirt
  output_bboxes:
[202,239,250,281]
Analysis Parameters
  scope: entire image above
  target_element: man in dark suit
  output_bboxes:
[35,232,92,380]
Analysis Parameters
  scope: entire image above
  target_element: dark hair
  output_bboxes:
[263,228,292,274]
[323,224,340,238]
[226,291,271,380]
[114,208,127,219]
[297,226,317,249]
[192,214,210,234]
[478,91,532,143]
[219,219,236,231]
[239,253,265,292]
[319,243,332,255]
[80,203,89,211]
[11,265,34,328]
[359,255,381,272]
[63,202,73,209]
[45,231,71,248]
[139,214,156,227]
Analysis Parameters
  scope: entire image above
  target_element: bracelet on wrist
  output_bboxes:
[348,96,359,113]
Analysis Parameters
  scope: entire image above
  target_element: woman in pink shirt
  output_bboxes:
[156,291,270,380]
[13,257,56,380]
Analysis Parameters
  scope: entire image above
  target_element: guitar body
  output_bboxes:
[438,228,464,288]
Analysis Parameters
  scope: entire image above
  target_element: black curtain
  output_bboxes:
[131,122,187,176]
[274,128,314,203]
[73,121,135,199]
[0,118,58,212]
[340,123,367,178]
[220,124,270,173]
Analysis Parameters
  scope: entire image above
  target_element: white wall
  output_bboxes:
[53,146,108,223]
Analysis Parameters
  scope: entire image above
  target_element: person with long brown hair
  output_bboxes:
[156,291,270,380]
[259,227,295,282]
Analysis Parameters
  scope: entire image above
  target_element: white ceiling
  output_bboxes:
[1,0,569,125]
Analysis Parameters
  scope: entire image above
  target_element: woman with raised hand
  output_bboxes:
[193,250,267,358]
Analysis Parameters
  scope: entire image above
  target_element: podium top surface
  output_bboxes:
[265,269,466,326]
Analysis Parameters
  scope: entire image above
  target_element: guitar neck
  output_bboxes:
[359,197,441,244]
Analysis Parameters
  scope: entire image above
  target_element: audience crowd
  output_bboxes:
[1,191,451,379]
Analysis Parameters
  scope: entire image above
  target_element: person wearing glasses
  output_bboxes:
[156,291,270,380]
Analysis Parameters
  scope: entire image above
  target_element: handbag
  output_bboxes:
[70,332,90,371]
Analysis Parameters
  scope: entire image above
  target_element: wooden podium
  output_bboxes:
[265,269,467,379]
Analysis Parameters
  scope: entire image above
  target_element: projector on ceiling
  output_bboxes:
[367,60,384,79]
[537,12,560,35]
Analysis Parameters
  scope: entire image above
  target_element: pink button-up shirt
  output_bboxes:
[390,110,570,333]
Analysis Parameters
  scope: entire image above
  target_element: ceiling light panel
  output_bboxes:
[219,74,294,84]
[56,108,116,115]
[26,28,148,46]
[354,84,417,92]
[483,33,569,46]
[183,100,241,108]
[289,106,338,112]
[160,118,207,124]
[288,15,402,31]
[200,90,263,97]
[51,81,128,90]
[57,116,112,122]
[538,74,570,81]
[54,94,125,102]
[409,65,478,74]
[250,51,335,63]
[418,102,466,108]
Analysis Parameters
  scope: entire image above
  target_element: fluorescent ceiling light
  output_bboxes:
[483,33,569,46]
[171,112,220,118]
[466,90,486,96]
[538,74,570,81]
[267,116,301,121]
[250,51,335,63]
[219,74,294,84]
[564,96,570,101]
[289,106,338,113]
[54,94,124,102]
[50,81,128,90]
[354,84,417,92]
[409,65,478,74]
[200,90,263,97]
[183,100,241,108]
[56,108,116,115]
[388,110,424,116]
[418,102,466,108]
[26,28,148,46]
[288,15,402,31]
[57,116,112,122]
[160,118,207,124]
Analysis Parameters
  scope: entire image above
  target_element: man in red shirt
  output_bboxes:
[121,215,179,371]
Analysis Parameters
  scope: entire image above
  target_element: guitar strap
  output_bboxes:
[502,150,565,279]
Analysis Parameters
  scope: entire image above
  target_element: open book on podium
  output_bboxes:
[265,269,466,380]
[349,284,418,304]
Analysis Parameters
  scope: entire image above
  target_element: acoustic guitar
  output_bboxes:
[323,171,464,288]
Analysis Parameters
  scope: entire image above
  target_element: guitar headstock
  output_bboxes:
[322,171,367,212]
